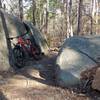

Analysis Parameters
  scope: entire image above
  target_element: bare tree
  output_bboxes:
[45,0,49,34]
[90,0,93,35]
[19,0,23,21]
[92,0,96,17]
[0,0,1,7]
[91,0,99,35]
[32,0,36,25]
[77,0,83,35]
[66,0,73,38]
[43,0,49,34]
[95,0,99,34]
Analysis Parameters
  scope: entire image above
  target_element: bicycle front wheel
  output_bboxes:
[13,45,25,68]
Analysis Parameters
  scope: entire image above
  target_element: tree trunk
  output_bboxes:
[90,16,93,35]
[32,0,36,26]
[44,0,49,34]
[77,0,83,35]
[0,0,13,67]
[92,0,96,18]
[62,0,68,37]
[91,0,98,35]
[95,0,98,34]
[19,0,23,21]
[66,0,73,38]
[90,0,93,35]
[0,0,2,8]
[45,7,48,34]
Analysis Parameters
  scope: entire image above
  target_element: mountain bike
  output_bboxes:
[8,33,41,68]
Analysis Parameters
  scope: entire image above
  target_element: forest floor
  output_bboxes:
[0,51,100,100]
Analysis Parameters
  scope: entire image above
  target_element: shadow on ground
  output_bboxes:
[14,53,57,86]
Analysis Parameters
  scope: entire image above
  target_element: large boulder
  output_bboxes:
[0,10,49,71]
[0,10,10,71]
[0,10,27,71]
[56,36,100,87]
[23,22,49,55]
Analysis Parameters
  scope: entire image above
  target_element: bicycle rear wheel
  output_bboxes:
[31,46,41,60]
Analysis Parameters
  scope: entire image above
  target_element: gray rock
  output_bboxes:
[24,22,49,54]
[0,10,49,71]
[0,11,10,71]
[56,36,100,87]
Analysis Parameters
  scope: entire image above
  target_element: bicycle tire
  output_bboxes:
[13,45,25,68]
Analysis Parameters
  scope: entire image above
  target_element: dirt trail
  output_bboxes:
[0,52,100,100]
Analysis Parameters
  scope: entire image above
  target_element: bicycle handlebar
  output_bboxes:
[7,33,27,40]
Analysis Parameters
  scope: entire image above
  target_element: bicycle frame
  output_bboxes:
[8,33,41,60]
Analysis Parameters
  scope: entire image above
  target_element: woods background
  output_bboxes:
[0,0,100,47]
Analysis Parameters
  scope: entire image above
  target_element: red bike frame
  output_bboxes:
[17,36,37,58]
